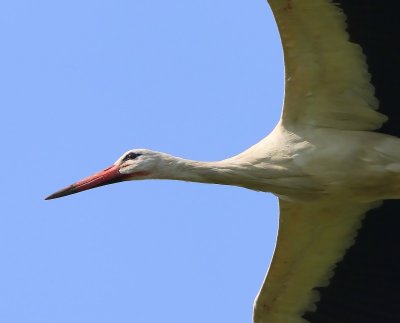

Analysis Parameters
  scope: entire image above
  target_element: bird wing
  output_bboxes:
[255,2,400,322]
[267,0,387,130]
[253,199,378,323]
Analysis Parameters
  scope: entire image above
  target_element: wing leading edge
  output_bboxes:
[268,0,386,130]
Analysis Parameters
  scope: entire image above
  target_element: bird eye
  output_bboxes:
[123,152,142,162]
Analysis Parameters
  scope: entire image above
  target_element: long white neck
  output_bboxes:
[154,153,323,199]
[163,157,242,184]
[156,154,281,192]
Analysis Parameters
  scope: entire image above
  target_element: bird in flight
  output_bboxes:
[47,0,400,322]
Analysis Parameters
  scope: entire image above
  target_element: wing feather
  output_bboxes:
[253,199,379,323]
[267,0,387,130]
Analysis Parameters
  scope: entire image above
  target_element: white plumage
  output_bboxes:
[47,0,400,322]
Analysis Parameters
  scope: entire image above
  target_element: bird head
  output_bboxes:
[45,149,165,200]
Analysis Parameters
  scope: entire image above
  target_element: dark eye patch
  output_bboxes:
[123,152,142,162]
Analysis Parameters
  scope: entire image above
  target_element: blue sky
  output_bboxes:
[1,1,283,322]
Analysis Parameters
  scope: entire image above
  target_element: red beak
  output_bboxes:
[45,165,127,200]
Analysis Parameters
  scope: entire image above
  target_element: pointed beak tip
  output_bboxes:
[45,165,123,201]
[44,193,58,200]
[44,184,78,201]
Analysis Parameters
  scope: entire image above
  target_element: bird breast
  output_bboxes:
[235,124,400,202]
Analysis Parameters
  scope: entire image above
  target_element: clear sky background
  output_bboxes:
[1,1,283,322]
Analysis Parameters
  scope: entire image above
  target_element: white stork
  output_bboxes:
[46,0,400,322]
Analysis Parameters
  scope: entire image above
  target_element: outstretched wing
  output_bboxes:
[254,199,377,322]
[254,0,400,322]
[268,0,387,130]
